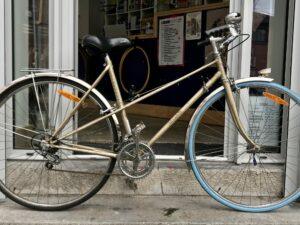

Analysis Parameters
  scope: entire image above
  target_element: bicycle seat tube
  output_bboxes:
[105,55,132,136]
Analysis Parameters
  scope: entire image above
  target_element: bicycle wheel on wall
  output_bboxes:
[0,75,119,210]
[187,80,300,212]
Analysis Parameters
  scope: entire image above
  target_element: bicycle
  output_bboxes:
[0,13,300,212]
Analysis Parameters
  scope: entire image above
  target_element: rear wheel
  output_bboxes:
[0,75,119,210]
[187,81,300,212]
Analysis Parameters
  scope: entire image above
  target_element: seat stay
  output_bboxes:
[51,65,110,138]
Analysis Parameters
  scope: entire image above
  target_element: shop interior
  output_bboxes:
[7,0,289,157]
[77,0,230,155]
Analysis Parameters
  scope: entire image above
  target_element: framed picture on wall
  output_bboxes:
[205,7,229,56]
[186,11,202,40]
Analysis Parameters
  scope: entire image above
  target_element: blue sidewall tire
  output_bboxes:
[188,81,300,212]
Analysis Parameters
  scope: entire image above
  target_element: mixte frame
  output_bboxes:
[48,38,257,159]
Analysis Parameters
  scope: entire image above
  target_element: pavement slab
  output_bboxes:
[0,195,300,225]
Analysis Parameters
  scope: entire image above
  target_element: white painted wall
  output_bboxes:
[49,0,76,71]
[49,0,77,138]
[0,0,6,201]
[48,0,77,91]
[225,0,254,163]
[290,2,300,96]
[0,0,5,85]
[286,0,300,195]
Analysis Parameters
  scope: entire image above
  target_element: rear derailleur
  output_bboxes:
[31,132,61,170]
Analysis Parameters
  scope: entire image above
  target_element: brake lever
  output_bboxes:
[197,39,211,47]
[219,35,237,50]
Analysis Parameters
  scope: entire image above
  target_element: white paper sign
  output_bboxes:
[254,0,275,16]
[249,96,280,146]
[158,16,184,66]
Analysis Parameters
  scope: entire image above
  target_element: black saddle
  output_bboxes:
[82,35,131,56]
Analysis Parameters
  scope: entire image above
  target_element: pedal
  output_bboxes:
[132,122,146,136]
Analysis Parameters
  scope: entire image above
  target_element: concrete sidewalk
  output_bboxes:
[0,195,299,225]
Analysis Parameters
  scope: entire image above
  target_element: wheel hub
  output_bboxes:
[246,145,260,154]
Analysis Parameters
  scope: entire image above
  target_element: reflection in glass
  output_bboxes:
[12,0,49,149]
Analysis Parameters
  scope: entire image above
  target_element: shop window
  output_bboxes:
[251,0,288,84]
[12,0,49,149]
[13,0,49,79]
[79,0,230,156]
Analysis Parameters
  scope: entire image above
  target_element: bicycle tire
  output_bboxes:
[0,74,119,211]
[187,80,300,212]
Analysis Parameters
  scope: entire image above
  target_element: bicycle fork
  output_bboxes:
[217,56,259,150]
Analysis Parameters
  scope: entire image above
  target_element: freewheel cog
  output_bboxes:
[117,142,155,180]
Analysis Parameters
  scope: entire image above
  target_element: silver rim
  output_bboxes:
[190,83,300,208]
[0,77,117,208]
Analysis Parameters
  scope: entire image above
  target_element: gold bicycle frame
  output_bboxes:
[50,37,258,158]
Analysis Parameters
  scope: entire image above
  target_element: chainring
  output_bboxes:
[117,142,155,180]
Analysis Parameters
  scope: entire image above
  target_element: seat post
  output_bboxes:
[105,54,132,136]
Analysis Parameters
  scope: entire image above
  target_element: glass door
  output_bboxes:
[226,0,291,161]
[8,0,76,154]
[248,0,289,160]
[13,0,49,80]
[10,0,49,154]
[0,0,76,201]
[226,0,298,196]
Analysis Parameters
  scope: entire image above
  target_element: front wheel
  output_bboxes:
[0,74,119,210]
[187,81,300,212]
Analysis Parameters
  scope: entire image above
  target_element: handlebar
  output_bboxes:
[196,13,247,52]
[197,23,242,50]
[205,25,230,37]
[197,39,211,47]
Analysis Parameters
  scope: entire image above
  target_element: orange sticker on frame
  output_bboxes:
[263,92,289,106]
[57,90,81,103]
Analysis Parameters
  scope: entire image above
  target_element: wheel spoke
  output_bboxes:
[0,77,117,210]
[188,83,300,210]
